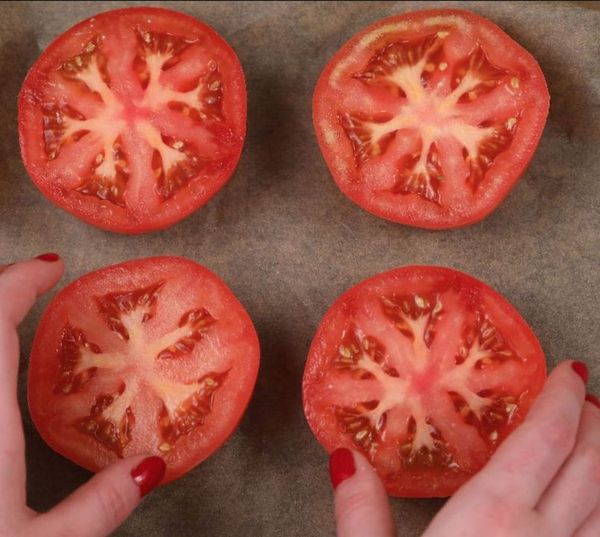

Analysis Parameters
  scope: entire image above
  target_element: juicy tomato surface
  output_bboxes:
[28,257,259,483]
[19,7,246,234]
[313,9,549,228]
[303,266,546,497]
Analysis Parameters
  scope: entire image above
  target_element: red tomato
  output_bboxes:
[313,10,549,228]
[302,266,546,497]
[19,7,246,234]
[28,257,259,483]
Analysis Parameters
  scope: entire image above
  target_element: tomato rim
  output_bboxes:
[312,9,550,229]
[27,256,260,482]
[302,265,547,497]
[18,7,247,234]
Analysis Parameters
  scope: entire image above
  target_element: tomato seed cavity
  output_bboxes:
[41,28,227,208]
[53,279,227,457]
[332,292,525,471]
[340,31,522,203]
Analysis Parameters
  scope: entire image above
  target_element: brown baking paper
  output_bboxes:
[0,1,598,536]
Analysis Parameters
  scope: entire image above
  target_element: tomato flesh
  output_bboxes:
[302,266,546,497]
[19,8,246,233]
[28,257,260,482]
[313,9,549,228]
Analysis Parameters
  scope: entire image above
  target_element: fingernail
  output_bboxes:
[586,394,600,409]
[130,456,166,497]
[329,448,356,490]
[572,361,589,384]
[36,253,60,262]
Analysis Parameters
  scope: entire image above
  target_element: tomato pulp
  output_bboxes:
[313,10,549,228]
[19,7,246,233]
[28,257,260,482]
[303,266,546,497]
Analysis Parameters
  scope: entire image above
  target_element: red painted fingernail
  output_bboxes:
[572,361,589,384]
[329,448,356,490]
[586,394,600,409]
[36,253,60,262]
[130,456,166,497]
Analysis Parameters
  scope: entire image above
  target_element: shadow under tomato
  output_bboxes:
[240,324,305,459]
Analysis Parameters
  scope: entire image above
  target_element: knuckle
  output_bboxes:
[509,417,577,472]
[468,499,521,536]
[94,480,131,523]
[540,416,576,453]
[483,493,520,519]
[488,513,518,535]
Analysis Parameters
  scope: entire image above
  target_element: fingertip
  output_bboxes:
[571,360,590,384]
[37,455,163,537]
[528,359,588,421]
[331,448,395,537]
[131,456,167,498]
[547,360,588,396]
[585,394,600,409]
[0,255,65,324]
[330,448,356,489]
[11,252,65,279]
[36,252,64,275]
[35,252,61,263]
[18,252,65,284]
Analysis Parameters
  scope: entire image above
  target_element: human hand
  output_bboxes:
[0,255,166,537]
[329,360,600,537]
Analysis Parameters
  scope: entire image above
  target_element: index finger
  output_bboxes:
[0,254,64,425]
[0,254,64,510]
[463,360,586,508]
[0,254,64,325]
[331,448,396,537]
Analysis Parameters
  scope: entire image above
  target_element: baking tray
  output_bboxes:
[1,1,598,536]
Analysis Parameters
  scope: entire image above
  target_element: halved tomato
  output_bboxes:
[313,9,549,228]
[19,7,246,233]
[28,257,259,483]
[302,266,546,497]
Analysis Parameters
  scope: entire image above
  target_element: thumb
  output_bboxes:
[33,456,165,537]
[329,448,396,537]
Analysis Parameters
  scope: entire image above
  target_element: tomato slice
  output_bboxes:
[313,9,549,228]
[19,7,246,234]
[28,257,259,482]
[302,266,546,497]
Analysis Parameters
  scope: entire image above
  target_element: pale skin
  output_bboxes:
[2,258,600,536]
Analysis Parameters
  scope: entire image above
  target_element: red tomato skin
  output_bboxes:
[313,9,550,229]
[28,256,260,483]
[18,7,247,234]
[302,265,547,497]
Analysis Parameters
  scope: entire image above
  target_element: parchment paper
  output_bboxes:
[0,2,598,536]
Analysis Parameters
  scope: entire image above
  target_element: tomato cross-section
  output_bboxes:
[28,257,260,483]
[302,266,546,497]
[313,9,549,228]
[19,7,246,233]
